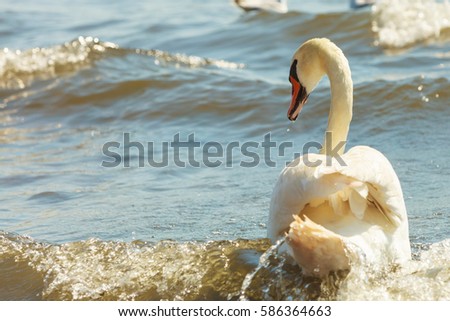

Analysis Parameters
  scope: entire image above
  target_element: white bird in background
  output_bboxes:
[350,0,376,9]
[234,0,288,13]
[233,0,376,12]
[268,38,411,277]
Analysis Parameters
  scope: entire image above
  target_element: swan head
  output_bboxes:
[287,38,331,121]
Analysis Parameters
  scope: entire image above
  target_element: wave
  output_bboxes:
[0,232,268,300]
[372,0,450,48]
[336,241,450,300]
[1,232,449,300]
[0,36,245,89]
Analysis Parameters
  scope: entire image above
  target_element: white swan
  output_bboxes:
[268,38,411,277]
[350,0,376,9]
[234,0,288,14]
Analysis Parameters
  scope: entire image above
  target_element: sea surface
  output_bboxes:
[1,0,449,300]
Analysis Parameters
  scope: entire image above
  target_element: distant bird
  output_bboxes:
[268,38,411,277]
[234,0,288,13]
[350,0,376,9]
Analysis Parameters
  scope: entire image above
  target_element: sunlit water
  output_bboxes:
[1,0,449,300]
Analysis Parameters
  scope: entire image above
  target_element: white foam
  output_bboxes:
[0,36,244,89]
[336,239,450,300]
[0,36,116,89]
[372,0,450,48]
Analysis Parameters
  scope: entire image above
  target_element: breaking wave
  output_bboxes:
[1,232,448,300]
[372,0,450,48]
[0,36,244,89]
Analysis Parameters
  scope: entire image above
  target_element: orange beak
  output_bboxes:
[287,76,309,121]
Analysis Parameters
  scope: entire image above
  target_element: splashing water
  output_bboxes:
[336,239,450,300]
[0,36,115,89]
[134,48,245,70]
[0,36,244,89]
[1,232,449,300]
[372,0,450,48]
[239,237,286,300]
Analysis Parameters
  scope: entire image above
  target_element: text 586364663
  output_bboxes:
[260,305,331,317]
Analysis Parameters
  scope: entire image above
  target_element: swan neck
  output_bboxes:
[320,54,353,156]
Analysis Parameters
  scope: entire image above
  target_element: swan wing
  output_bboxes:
[322,145,408,228]
[268,146,409,242]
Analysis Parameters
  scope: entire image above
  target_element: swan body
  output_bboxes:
[350,0,376,9]
[234,0,288,13]
[268,38,411,277]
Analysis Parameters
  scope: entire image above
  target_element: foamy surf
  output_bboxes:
[0,36,244,89]
[1,232,448,300]
[372,0,450,48]
[336,240,450,300]
[0,37,115,89]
